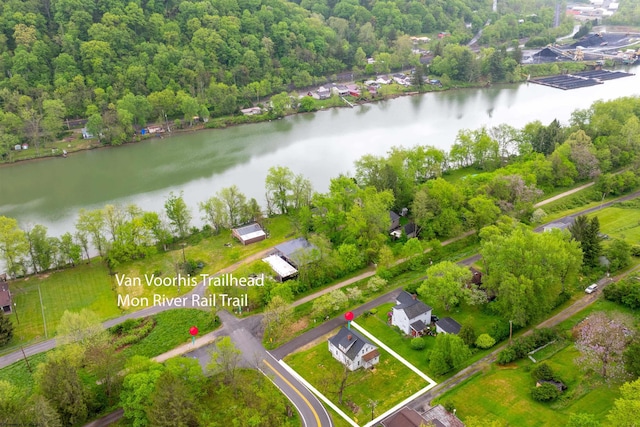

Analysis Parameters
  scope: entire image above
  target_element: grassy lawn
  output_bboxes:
[587,204,640,244]
[115,215,294,303]
[436,298,637,426]
[285,335,429,421]
[1,216,293,350]
[5,262,119,351]
[120,308,217,359]
[0,309,218,393]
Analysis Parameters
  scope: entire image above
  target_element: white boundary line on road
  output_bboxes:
[351,321,438,426]
[351,321,436,385]
[279,321,439,427]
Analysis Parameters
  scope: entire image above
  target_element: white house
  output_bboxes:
[391,291,432,336]
[328,327,380,371]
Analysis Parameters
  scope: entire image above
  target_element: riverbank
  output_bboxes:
[0,62,590,168]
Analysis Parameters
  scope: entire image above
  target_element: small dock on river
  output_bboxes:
[530,70,633,90]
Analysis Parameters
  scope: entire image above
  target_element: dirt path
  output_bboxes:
[533,181,595,207]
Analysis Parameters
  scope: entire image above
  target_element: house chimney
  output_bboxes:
[412,294,417,300]
[347,334,352,341]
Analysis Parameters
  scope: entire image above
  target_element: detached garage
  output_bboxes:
[232,223,267,245]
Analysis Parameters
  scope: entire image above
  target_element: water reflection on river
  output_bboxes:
[1,66,638,236]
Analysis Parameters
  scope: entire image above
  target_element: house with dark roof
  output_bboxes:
[274,237,318,268]
[381,407,439,427]
[0,275,12,314]
[381,404,464,427]
[391,291,432,336]
[232,223,266,245]
[389,211,401,232]
[436,317,462,335]
[328,327,380,371]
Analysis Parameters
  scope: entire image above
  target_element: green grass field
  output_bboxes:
[285,333,429,422]
[115,215,294,303]
[436,298,637,426]
[120,308,216,359]
[587,205,640,244]
[6,262,120,349]
[1,216,293,350]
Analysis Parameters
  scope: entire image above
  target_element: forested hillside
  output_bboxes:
[0,0,493,151]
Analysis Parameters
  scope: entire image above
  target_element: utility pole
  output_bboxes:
[38,285,48,338]
[13,302,19,325]
[21,346,32,373]
[509,320,513,344]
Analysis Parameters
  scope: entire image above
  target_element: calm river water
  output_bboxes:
[1,66,639,236]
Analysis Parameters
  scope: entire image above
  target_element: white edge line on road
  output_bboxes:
[363,383,436,427]
[261,355,310,427]
[351,321,437,386]
[278,359,359,427]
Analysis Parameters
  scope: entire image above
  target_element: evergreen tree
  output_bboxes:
[0,310,13,347]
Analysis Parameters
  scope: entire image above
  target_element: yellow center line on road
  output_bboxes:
[262,358,322,427]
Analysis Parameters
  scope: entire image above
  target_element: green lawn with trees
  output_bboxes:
[436,296,640,426]
[285,335,429,422]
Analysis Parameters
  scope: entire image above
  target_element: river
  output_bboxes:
[1,66,639,236]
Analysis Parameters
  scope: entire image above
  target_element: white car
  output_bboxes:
[585,284,598,294]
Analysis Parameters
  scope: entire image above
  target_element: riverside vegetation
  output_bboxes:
[1,96,640,425]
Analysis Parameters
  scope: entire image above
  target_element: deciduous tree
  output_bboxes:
[606,378,640,426]
[575,311,634,381]
[164,191,192,239]
[0,216,28,277]
[418,261,473,311]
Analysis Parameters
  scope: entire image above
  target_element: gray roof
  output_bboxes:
[394,291,432,320]
[436,317,461,334]
[328,327,375,361]
[410,320,427,331]
[0,282,11,309]
[233,223,263,237]
[390,211,400,222]
[275,238,317,266]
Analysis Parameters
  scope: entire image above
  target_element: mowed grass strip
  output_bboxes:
[120,308,217,359]
[7,262,119,346]
[285,333,428,421]
[587,205,640,244]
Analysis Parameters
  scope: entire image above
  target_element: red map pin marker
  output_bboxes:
[189,325,198,345]
[345,312,354,329]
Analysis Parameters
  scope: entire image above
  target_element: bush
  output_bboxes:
[497,328,558,364]
[410,337,426,350]
[497,347,516,364]
[459,324,476,347]
[490,320,511,342]
[531,363,555,381]
[631,245,640,257]
[531,383,560,402]
[604,279,640,309]
[475,334,496,349]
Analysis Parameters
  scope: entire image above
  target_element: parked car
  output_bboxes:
[585,283,598,294]
[431,315,439,323]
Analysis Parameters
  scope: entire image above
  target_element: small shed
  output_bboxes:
[274,237,317,268]
[436,317,461,334]
[317,86,331,99]
[232,223,267,245]
[262,254,298,282]
[0,277,12,314]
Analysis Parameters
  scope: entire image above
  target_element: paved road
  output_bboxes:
[184,310,333,427]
